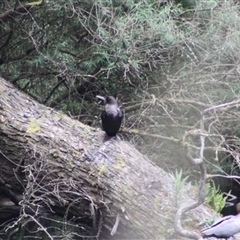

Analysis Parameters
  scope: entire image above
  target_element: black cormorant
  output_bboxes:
[96,95,123,137]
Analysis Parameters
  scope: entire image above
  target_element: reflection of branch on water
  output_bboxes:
[223,192,237,207]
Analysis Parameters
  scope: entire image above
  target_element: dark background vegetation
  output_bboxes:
[1,0,240,238]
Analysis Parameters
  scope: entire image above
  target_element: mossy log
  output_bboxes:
[0,77,208,239]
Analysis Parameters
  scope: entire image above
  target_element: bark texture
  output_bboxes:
[0,77,208,239]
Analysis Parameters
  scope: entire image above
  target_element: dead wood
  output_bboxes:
[0,77,211,239]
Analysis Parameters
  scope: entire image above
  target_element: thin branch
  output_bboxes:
[174,111,206,240]
[174,97,240,239]
[208,174,240,180]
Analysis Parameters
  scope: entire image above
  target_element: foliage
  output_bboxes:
[170,169,189,207]
[2,0,240,236]
[205,182,228,213]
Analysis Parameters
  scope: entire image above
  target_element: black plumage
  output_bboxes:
[97,96,123,137]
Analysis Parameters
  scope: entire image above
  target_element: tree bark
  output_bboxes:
[0,77,206,239]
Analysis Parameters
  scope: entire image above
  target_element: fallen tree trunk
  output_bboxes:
[0,77,207,239]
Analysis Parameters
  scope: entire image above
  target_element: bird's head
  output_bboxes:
[105,96,117,105]
[96,95,118,105]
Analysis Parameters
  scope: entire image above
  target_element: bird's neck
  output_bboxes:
[105,104,119,117]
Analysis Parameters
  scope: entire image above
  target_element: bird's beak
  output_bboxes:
[96,95,106,102]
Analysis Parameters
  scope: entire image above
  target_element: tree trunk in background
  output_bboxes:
[0,77,206,239]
